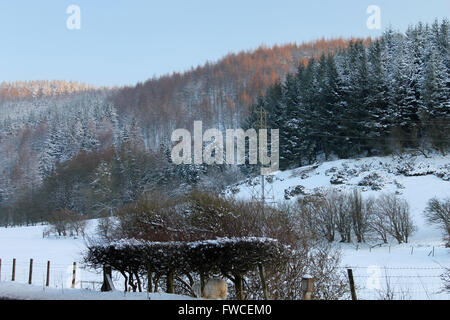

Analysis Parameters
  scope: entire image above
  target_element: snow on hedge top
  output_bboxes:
[105,237,281,250]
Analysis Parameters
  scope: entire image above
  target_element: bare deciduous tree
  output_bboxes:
[376,194,416,244]
[424,197,450,246]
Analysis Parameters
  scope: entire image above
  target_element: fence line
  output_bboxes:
[1,257,448,300]
[345,265,448,300]
[0,258,87,289]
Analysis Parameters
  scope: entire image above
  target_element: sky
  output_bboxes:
[0,0,448,87]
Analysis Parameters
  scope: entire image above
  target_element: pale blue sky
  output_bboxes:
[0,0,448,86]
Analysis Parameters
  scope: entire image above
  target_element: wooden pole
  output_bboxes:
[12,258,16,281]
[46,261,50,287]
[71,262,76,288]
[347,269,357,300]
[28,259,33,285]
[301,276,314,300]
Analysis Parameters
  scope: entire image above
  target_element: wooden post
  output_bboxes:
[12,258,16,281]
[301,276,314,300]
[71,262,76,288]
[347,269,357,300]
[28,259,33,285]
[46,261,50,287]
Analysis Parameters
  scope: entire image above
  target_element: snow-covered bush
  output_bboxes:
[84,237,290,299]
[358,173,384,191]
[330,173,347,185]
[284,185,307,200]
[435,164,450,181]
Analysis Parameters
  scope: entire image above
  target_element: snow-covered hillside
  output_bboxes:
[227,153,450,299]
[229,153,450,240]
[0,153,448,300]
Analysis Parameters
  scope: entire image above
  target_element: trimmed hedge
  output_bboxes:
[84,237,290,296]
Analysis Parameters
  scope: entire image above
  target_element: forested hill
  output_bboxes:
[110,39,352,148]
[0,38,352,225]
[0,20,448,226]
[245,20,449,170]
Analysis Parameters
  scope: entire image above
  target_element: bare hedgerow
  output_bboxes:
[259,240,349,300]
[44,208,87,238]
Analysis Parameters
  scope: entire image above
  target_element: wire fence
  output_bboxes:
[0,258,104,290]
[341,265,449,300]
[0,258,449,300]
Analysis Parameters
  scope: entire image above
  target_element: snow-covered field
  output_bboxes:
[0,282,194,300]
[0,153,449,300]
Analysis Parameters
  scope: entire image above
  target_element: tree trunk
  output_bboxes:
[166,270,174,293]
[200,273,206,297]
[135,272,142,292]
[101,265,113,292]
[258,264,269,300]
[147,267,153,293]
[234,273,244,300]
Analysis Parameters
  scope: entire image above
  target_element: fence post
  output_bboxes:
[301,276,314,300]
[347,269,357,300]
[28,259,33,285]
[46,261,50,287]
[71,262,76,288]
[12,258,16,281]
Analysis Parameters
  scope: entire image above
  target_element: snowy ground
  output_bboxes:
[0,282,194,300]
[0,153,449,300]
